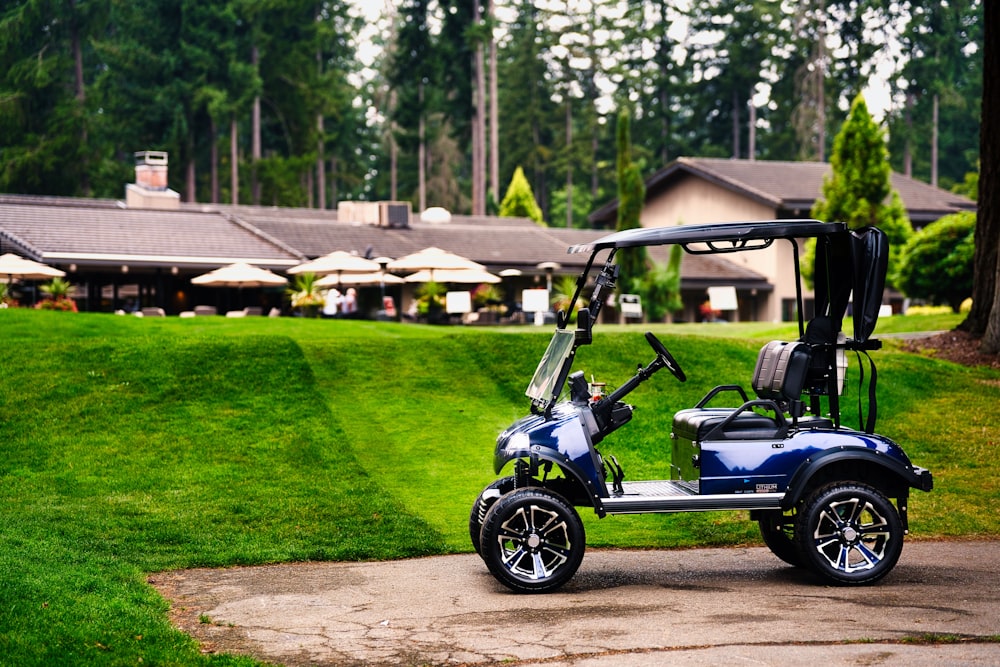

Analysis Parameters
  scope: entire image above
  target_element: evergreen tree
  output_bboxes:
[887,0,982,189]
[0,0,107,195]
[498,166,543,224]
[810,95,913,287]
[496,0,557,221]
[615,109,649,297]
[386,0,439,209]
[686,0,780,159]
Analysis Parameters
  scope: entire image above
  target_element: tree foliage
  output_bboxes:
[498,165,543,224]
[810,95,913,287]
[0,0,985,229]
[896,212,975,312]
[614,108,648,296]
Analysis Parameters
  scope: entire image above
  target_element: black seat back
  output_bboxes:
[752,341,811,417]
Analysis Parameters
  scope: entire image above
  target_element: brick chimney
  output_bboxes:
[126,151,180,209]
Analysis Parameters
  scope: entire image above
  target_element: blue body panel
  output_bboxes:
[698,428,913,495]
[494,404,605,492]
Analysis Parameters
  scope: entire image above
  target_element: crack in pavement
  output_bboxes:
[151,541,1000,666]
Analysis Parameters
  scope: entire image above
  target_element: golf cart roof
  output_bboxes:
[568,219,847,254]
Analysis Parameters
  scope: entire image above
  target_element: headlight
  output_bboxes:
[499,431,531,454]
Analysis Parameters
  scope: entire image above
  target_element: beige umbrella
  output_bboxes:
[191,262,288,288]
[316,271,404,287]
[403,268,501,284]
[386,247,485,273]
[288,251,380,275]
[0,253,65,282]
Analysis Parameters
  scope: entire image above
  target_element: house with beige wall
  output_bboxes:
[590,157,976,323]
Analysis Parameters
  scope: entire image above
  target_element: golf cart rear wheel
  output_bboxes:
[480,488,585,593]
[796,482,903,585]
[468,476,517,558]
[757,508,804,567]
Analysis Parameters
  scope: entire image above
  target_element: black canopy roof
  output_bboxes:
[569,219,887,344]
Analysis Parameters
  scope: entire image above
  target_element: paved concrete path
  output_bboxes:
[151,540,999,666]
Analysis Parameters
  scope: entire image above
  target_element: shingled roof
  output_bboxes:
[0,193,768,287]
[589,157,976,227]
[0,195,302,270]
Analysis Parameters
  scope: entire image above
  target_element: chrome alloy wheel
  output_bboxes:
[481,488,585,593]
[798,482,903,585]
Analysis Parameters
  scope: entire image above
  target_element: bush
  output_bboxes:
[895,211,975,312]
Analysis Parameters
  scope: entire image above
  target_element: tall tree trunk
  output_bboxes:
[931,94,939,187]
[904,93,913,177]
[565,100,572,228]
[417,85,425,211]
[659,2,670,166]
[470,0,487,215]
[748,89,756,161]
[230,118,239,206]
[251,46,261,205]
[306,168,313,208]
[329,156,338,204]
[211,117,220,204]
[317,114,326,209]
[390,88,399,202]
[817,0,827,162]
[732,89,741,159]
[488,0,499,206]
[973,0,1000,352]
[70,0,89,195]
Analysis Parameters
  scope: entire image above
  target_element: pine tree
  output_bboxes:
[615,109,649,297]
[498,166,543,224]
[811,95,913,287]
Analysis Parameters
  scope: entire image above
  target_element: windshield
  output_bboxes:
[525,329,576,404]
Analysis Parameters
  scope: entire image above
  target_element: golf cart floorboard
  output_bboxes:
[601,480,784,514]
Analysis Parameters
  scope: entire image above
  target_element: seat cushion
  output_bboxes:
[672,408,780,441]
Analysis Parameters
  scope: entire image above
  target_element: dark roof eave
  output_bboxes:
[682,279,774,292]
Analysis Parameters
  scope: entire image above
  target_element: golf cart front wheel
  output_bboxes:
[468,476,517,558]
[480,488,585,593]
[797,482,903,585]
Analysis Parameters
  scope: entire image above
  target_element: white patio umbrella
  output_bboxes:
[316,271,404,287]
[0,253,65,281]
[287,251,380,275]
[403,268,501,284]
[386,247,485,274]
[191,262,288,288]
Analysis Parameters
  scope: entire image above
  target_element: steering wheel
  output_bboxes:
[645,332,686,382]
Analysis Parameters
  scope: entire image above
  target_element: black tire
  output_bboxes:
[758,508,804,567]
[468,476,517,558]
[796,482,903,585]
[480,488,585,593]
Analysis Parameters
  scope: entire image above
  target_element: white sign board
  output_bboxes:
[522,288,549,313]
[707,286,738,311]
[446,290,472,314]
[619,293,643,318]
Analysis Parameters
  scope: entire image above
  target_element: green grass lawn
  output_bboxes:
[0,308,995,665]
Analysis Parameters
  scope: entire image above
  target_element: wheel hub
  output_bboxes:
[526,533,541,550]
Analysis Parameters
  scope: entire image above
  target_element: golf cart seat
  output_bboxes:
[672,340,821,441]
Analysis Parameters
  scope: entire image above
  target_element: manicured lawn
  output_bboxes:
[0,309,994,665]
